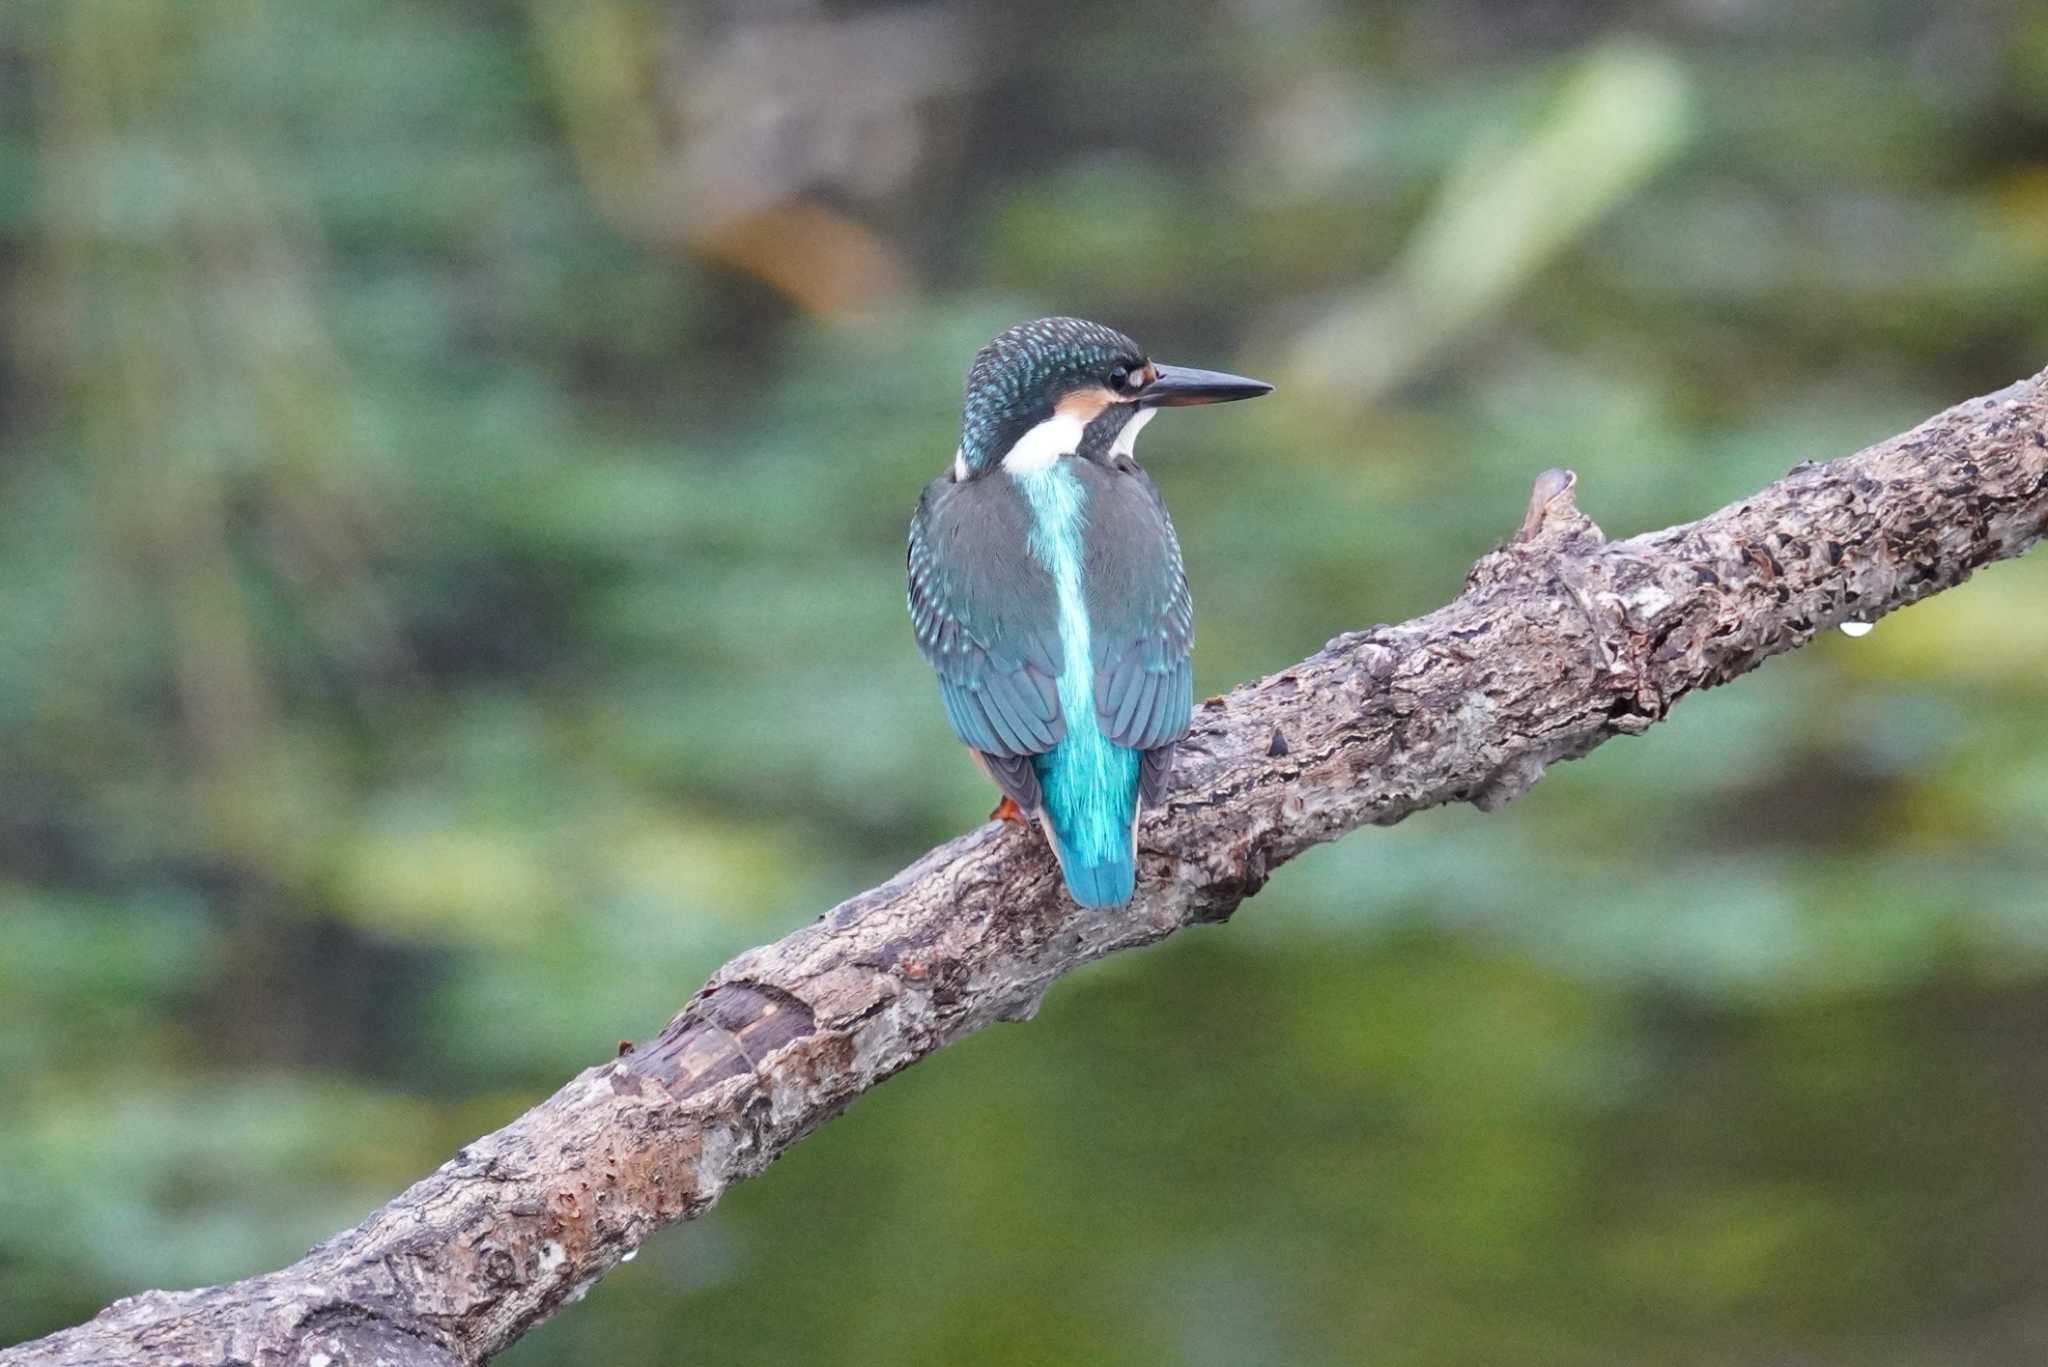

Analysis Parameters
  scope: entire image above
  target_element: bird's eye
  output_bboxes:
[1109,365,1130,390]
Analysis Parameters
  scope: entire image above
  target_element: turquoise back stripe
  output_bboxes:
[1013,464,1141,873]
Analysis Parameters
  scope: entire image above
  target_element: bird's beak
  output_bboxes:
[1134,363,1273,408]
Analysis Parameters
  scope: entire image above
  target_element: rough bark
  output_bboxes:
[9,371,2047,1367]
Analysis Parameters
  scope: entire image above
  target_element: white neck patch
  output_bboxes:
[1001,410,1087,474]
[1111,406,1155,460]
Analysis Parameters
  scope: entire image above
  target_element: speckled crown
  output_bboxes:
[958,317,1143,472]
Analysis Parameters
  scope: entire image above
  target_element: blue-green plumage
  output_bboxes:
[1016,460,1144,906]
[907,317,1268,908]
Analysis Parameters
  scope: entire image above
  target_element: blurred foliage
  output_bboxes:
[2,1,2047,1363]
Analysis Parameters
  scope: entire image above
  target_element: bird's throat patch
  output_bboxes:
[1001,387,1121,474]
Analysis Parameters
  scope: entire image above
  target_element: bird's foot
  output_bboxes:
[990,796,1028,826]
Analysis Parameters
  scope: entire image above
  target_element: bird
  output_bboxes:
[907,317,1271,908]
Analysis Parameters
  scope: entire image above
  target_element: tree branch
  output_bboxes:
[10,371,2047,1367]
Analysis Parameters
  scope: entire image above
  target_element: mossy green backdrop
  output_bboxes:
[3,3,2047,1363]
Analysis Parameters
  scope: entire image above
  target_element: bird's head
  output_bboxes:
[953,316,1270,479]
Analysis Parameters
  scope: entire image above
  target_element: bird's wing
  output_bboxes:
[1081,463,1195,763]
[908,475,1067,807]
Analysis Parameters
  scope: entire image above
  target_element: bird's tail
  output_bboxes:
[1044,826,1138,908]
[1033,763,1141,909]
[1032,724,1144,908]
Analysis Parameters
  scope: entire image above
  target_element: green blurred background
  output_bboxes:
[4,2,2048,1363]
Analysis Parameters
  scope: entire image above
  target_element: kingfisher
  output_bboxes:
[907,317,1271,908]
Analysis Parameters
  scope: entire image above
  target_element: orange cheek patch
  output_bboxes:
[1055,387,1118,423]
